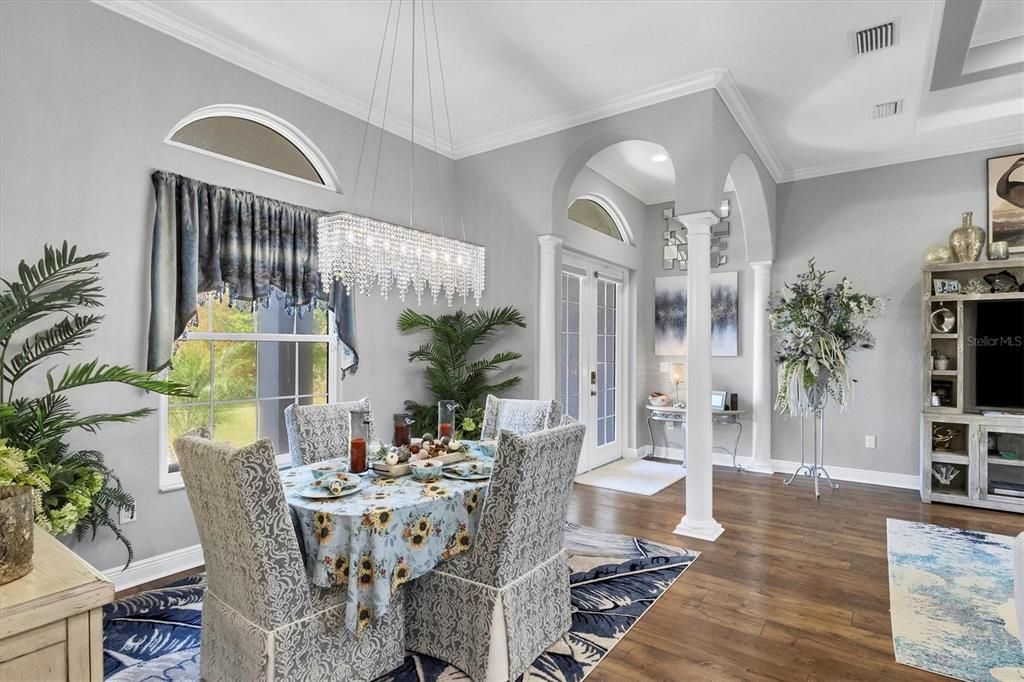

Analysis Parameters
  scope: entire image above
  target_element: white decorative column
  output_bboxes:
[537,235,563,401]
[749,260,774,473]
[674,211,724,542]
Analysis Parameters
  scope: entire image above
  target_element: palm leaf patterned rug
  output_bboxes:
[103,523,697,681]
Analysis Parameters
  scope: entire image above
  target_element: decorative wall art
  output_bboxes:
[988,153,1024,254]
[654,272,738,357]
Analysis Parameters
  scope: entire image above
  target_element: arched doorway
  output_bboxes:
[547,139,676,472]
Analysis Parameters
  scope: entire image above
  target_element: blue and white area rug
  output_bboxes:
[887,519,1024,681]
[103,523,697,681]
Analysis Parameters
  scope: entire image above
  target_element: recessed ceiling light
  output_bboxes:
[651,153,669,163]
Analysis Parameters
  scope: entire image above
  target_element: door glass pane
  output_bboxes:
[559,272,582,420]
[986,429,1024,499]
[596,280,617,446]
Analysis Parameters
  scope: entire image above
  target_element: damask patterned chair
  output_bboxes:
[479,395,562,440]
[174,433,403,682]
[405,422,587,681]
[284,397,375,467]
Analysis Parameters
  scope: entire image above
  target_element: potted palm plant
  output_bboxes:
[0,242,190,569]
[398,306,525,439]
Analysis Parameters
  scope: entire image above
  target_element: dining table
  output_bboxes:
[281,442,494,634]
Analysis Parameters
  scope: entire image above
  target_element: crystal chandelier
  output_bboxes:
[318,212,485,305]
[318,0,485,305]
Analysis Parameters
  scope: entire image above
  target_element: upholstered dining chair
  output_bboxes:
[405,422,587,681]
[478,395,562,440]
[284,397,375,467]
[174,431,404,682]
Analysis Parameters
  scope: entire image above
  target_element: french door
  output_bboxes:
[559,254,625,473]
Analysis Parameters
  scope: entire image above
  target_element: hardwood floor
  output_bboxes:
[120,466,1020,680]
[569,466,1021,682]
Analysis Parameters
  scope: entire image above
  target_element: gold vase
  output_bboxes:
[948,211,986,262]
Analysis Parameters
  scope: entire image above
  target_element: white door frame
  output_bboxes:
[561,250,629,472]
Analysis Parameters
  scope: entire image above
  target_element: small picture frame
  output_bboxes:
[711,390,728,411]
[933,278,960,295]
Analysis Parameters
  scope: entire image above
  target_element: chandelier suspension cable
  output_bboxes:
[421,0,447,238]
[368,0,403,216]
[430,0,467,242]
[350,0,395,214]
[317,0,486,306]
[409,0,416,232]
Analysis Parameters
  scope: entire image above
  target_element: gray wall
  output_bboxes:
[773,145,1021,476]
[0,1,527,569]
[638,193,756,459]
[0,1,776,570]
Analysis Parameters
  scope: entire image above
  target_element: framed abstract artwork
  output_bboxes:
[654,271,738,357]
[988,153,1024,254]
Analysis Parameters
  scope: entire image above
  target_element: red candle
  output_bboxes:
[349,438,367,474]
[438,422,453,439]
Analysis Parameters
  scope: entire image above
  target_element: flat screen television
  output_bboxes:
[974,300,1024,411]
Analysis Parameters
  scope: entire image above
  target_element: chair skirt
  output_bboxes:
[405,551,572,681]
[200,589,406,681]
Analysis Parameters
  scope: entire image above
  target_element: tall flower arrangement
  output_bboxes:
[769,260,884,416]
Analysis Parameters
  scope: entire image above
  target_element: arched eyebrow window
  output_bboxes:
[166,105,339,191]
[568,197,624,242]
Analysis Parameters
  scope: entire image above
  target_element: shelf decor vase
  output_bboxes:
[948,211,986,262]
[0,486,34,585]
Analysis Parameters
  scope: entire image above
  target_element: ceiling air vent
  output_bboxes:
[854,20,898,55]
[872,99,903,119]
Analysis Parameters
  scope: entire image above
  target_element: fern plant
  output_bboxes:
[398,306,525,439]
[0,242,191,566]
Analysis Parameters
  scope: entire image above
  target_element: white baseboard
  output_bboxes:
[103,543,204,592]
[635,445,920,490]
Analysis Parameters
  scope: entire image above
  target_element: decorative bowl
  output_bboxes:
[648,392,672,407]
[409,459,444,482]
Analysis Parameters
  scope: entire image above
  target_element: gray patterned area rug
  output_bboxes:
[103,523,698,681]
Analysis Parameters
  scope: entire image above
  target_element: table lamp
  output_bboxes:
[669,362,686,405]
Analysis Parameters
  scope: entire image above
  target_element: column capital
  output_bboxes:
[673,210,719,234]
[750,259,773,271]
[537,234,564,252]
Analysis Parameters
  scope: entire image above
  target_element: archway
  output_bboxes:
[723,152,774,473]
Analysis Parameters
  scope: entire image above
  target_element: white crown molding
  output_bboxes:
[92,0,455,157]
[451,69,727,159]
[103,543,204,592]
[89,0,1020,187]
[778,130,1024,183]
[714,70,786,183]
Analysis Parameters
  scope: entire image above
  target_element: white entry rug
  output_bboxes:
[575,458,685,496]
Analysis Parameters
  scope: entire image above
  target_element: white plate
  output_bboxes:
[298,480,363,499]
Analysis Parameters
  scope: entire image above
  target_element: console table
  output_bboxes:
[645,405,746,469]
[0,528,113,680]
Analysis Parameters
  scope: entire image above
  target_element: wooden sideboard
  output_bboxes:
[0,527,113,681]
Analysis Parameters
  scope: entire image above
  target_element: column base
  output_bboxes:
[673,515,724,542]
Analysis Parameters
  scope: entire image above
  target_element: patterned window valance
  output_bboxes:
[147,170,357,373]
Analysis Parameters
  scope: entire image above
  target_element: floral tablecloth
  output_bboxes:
[282,444,492,633]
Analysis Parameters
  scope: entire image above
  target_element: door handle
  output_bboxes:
[590,370,597,385]
[590,390,597,397]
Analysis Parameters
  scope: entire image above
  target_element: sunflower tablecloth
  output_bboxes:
[282,446,491,634]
